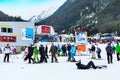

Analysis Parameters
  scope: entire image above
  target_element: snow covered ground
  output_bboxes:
[0,43,119,80]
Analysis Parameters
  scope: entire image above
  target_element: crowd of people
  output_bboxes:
[0,41,120,70]
[22,43,77,64]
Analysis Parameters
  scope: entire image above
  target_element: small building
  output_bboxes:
[0,22,34,47]
[35,25,57,42]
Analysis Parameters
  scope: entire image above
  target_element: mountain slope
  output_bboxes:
[0,11,24,21]
[95,0,120,35]
[36,0,120,35]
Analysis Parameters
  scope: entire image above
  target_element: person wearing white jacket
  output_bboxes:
[4,44,11,62]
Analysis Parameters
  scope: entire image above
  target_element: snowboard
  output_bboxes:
[96,65,107,69]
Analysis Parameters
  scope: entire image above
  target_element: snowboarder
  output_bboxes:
[76,60,107,69]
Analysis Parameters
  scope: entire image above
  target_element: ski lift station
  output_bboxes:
[0,22,34,46]
[35,25,57,42]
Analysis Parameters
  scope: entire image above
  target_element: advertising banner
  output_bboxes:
[75,30,87,45]
[21,28,34,40]
[75,30,87,52]
[0,36,16,42]
[41,26,51,34]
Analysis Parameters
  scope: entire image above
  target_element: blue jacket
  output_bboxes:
[70,45,76,54]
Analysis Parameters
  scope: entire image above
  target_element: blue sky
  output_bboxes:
[0,0,66,20]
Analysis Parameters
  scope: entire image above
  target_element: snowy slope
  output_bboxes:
[29,6,60,22]
[0,43,119,80]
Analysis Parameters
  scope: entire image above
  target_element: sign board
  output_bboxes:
[0,36,16,42]
[75,30,87,45]
[75,30,87,52]
[21,28,34,40]
[41,26,51,34]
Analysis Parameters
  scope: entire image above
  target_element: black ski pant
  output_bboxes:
[40,55,47,63]
[116,53,120,61]
[24,54,34,63]
[86,61,96,69]
[4,53,10,62]
[107,53,113,64]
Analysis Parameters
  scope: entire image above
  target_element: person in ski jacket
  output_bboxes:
[24,44,34,63]
[70,44,76,62]
[67,44,71,61]
[115,43,120,61]
[57,44,61,56]
[96,46,101,58]
[90,44,96,59]
[33,46,39,63]
[39,45,47,63]
[49,43,58,63]
[4,44,11,62]
[61,45,67,56]
[106,42,113,64]
[44,45,49,58]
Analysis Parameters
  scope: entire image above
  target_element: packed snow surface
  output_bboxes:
[0,44,119,80]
